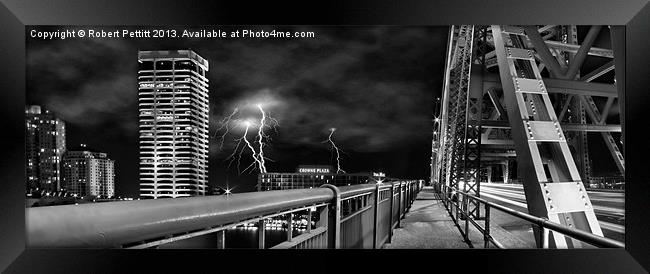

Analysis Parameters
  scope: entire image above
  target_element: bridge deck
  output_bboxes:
[383,186,532,249]
[383,186,471,248]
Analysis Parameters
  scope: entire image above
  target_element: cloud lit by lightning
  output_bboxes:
[216,101,280,175]
[323,127,345,174]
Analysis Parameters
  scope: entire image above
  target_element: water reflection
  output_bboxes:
[225,226,311,248]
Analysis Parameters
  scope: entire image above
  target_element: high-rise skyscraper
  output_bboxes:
[61,144,115,198]
[137,50,210,199]
[25,105,66,194]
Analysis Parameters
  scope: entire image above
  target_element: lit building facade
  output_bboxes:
[25,105,66,194]
[138,50,210,199]
[258,165,382,191]
[61,145,115,197]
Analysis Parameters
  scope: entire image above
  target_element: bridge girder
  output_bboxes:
[433,25,623,249]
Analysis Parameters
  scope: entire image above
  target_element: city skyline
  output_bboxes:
[26,26,623,198]
[27,26,450,197]
[20,24,627,252]
[26,104,116,199]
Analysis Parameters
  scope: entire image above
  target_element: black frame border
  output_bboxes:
[1,0,649,273]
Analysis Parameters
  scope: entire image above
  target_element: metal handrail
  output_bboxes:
[27,181,418,248]
[439,184,624,248]
[27,188,333,248]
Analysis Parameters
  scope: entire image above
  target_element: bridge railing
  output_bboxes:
[27,181,420,249]
[438,184,624,249]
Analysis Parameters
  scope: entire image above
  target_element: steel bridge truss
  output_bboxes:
[437,25,480,218]
[434,25,623,248]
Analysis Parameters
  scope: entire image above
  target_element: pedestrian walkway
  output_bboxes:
[383,186,471,248]
[383,186,531,249]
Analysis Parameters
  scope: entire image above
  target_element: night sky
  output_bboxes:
[26,25,622,197]
[27,26,449,196]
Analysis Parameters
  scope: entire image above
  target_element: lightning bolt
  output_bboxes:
[225,120,261,174]
[254,105,279,174]
[218,103,279,175]
[323,128,345,174]
[242,122,263,172]
[213,108,239,151]
[256,105,268,173]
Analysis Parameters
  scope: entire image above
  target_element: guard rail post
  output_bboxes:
[286,213,293,242]
[217,230,225,249]
[321,184,340,249]
[258,219,265,249]
[387,184,394,243]
[373,183,380,249]
[484,203,490,248]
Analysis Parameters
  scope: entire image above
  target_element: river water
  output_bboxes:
[225,227,304,248]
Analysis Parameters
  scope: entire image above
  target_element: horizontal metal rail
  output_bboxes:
[270,227,328,249]
[27,181,421,249]
[439,184,624,248]
[27,188,333,248]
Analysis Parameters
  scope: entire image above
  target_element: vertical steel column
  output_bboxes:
[464,27,484,219]
[258,219,265,249]
[610,26,625,155]
[579,95,625,174]
[567,26,592,184]
[492,25,604,248]
[448,26,476,200]
[436,26,458,194]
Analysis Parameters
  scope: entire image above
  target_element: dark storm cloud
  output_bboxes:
[208,27,443,157]
[28,26,442,150]
[27,26,447,194]
[27,35,137,134]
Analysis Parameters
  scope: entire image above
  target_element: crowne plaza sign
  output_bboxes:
[296,165,332,174]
